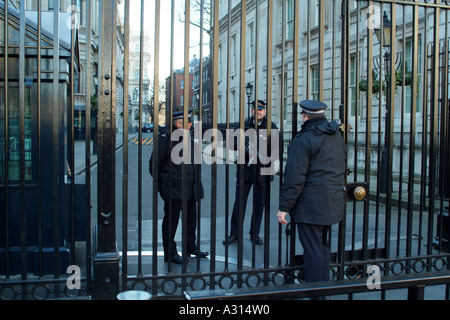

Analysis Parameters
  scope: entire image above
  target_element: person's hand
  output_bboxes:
[277,211,288,225]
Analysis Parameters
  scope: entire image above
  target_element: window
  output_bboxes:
[218,44,222,79]
[203,91,208,106]
[404,36,422,114]
[350,54,358,117]
[286,0,294,41]
[247,22,255,65]
[202,69,209,81]
[218,95,222,123]
[231,34,237,74]
[310,65,319,101]
[231,91,236,122]
[180,79,184,89]
[312,0,320,27]
[0,87,33,181]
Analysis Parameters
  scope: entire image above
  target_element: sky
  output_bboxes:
[118,0,210,82]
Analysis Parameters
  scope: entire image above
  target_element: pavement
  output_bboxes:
[72,130,449,300]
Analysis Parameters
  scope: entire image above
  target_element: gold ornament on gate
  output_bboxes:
[353,186,366,201]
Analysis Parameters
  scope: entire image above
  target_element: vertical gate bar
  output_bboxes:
[210,0,220,290]
[237,0,247,287]
[406,4,420,265]
[423,6,431,258]
[165,0,174,272]
[351,1,361,254]
[356,1,362,253]
[344,0,350,269]
[251,0,260,269]
[318,0,325,102]
[112,0,118,268]
[377,1,385,257]
[438,8,449,254]
[195,0,204,272]
[152,0,161,268]
[152,0,162,292]
[255,0,262,278]
[265,0,276,282]
[182,0,191,286]
[69,0,76,264]
[331,1,337,120]
[196,0,203,271]
[111,0,118,182]
[85,0,93,294]
[306,0,310,99]
[384,4,396,264]
[36,0,43,278]
[280,0,285,172]
[291,0,298,135]
[397,4,406,259]
[94,0,120,300]
[443,10,450,261]
[18,0,27,285]
[436,10,444,253]
[3,0,10,279]
[278,1,284,265]
[363,0,374,264]
[152,0,161,280]
[427,5,440,263]
[224,0,232,271]
[122,0,130,290]
[51,0,61,296]
[338,0,349,280]
[418,7,429,257]
[374,1,383,258]
[265,0,280,269]
[253,0,259,113]
[137,0,145,276]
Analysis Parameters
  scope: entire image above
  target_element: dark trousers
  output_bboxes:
[297,223,331,282]
[162,199,197,257]
[230,181,265,238]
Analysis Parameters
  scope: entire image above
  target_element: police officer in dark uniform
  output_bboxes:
[149,111,208,264]
[223,100,278,246]
[277,100,346,283]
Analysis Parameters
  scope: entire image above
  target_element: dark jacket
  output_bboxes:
[230,116,279,184]
[149,126,204,201]
[279,117,347,225]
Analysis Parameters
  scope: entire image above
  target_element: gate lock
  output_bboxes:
[346,182,368,202]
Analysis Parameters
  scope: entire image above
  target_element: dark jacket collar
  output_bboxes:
[301,116,327,131]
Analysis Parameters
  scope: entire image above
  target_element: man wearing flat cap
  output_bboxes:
[277,100,346,284]
[223,100,278,246]
[149,110,208,264]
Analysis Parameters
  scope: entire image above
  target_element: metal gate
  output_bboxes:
[1,0,450,300]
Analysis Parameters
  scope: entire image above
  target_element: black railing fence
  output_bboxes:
[1,0,449,300]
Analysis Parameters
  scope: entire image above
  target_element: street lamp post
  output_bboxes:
[245,82,253,118]
[375,11,393,194]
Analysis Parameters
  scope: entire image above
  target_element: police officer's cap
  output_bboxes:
[172,110,192,120]
[300,100,327,115]
[252,100,266,110]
